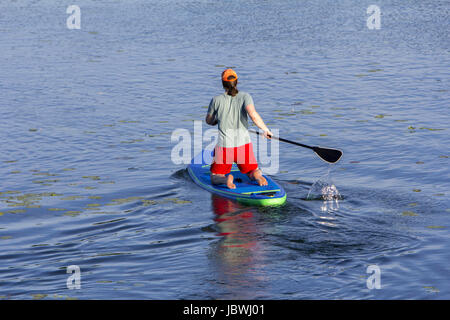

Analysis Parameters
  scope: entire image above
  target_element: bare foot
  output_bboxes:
[248,169,268,186]
[226,174,236,189]
[255,175,268,186]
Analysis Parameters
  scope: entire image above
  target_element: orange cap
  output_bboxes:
[222,69,238,82]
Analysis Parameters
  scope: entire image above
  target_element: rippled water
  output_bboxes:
[0,0,449,299]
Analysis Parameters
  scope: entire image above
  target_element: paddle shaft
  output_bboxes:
[249,129,314,150]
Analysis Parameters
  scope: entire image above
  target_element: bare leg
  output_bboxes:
[247,168,268,186]
[211,173,236,189]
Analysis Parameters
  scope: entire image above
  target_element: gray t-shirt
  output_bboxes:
[207,91,254,147]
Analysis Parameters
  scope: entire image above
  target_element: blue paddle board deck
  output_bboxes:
[187,150,287,206]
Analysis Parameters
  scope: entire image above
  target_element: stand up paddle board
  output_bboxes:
[187,149,286,206]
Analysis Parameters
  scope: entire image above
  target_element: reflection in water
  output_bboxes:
[209,195,267,299]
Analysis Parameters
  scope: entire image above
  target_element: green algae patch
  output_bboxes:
[120,139,145,144]
[141,199,157,206]
[107,196,144,206]
[374,114,391,119]
[402,211,418,217]
[119,120,140,124]
[160,198,192,205]
[7,209,26,214]
[423,286,439,293]
[426,226,445,229]
[60,196,84,201]
[419,127,444,131]
[63,211,82,217]
[82,176,101,181]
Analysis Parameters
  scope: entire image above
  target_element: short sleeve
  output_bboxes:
[243,93,254,108]
[207,98,216,116]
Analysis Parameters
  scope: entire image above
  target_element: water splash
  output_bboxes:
[306,166,341,215]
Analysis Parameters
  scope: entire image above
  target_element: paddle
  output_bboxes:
[249,129,343,164]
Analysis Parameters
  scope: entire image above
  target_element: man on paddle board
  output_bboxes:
[205,68,273,189]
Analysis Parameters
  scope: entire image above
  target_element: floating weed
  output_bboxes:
[29,128,38,132]
[310,105,320,108]
[60,196,84,201]
[439,155,448,158]
[416,161,424,164]
[215,64,225,67]
[0,236,12,240]
[374,114,391,119]
[98,181,115,184]
[278,113,296,116]
[88,31,98,35]
[32,179,59,184]
[402,211,418,217]
[120,139,144,144]
[119,120,140,124]
[423,286,439,293]
[107,196,144,206]
[141,200,157,206]
[412,189,421,192]
[48,208,65,211]
[62,168,76,171]
[103,124,115,127]
[84,186,97,190]
[82,176,100,181]
[356,120,369,123]
[355,74,368,77]
[32,294,48,300]
[33,172,58,176]
[300,110,315,115]
[426,226,445,229]
[83,131,96,134]
[273,109,283,112]
[9,171,21,174]
[368,69,383,72]
[7,209,26,214]
[394,119,408,122]
[419,127,444,131]
[160,197,192,205]
[63,211,82,217]
[274,117,284,120]
[0,212,4,216]
[3,160,17,163]
[86,203,101,207]
[0,191,21,196]
[319,134,327,137]
[408,203,418,207]
[88,196,102,200]
[433,193,445,197]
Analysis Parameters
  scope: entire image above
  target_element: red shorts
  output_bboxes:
[210,143,258,175]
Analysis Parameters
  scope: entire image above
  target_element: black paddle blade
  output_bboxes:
[312,146,343,164]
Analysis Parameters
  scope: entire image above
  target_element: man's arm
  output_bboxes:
[205,113,218,126]
[245,104,272,138]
